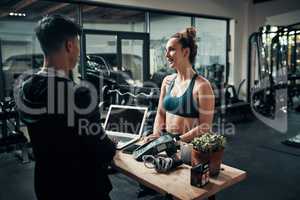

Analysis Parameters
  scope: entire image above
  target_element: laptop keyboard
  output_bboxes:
[109,136,133,144]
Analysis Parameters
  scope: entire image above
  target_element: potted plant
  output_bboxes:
[191,132,226,176]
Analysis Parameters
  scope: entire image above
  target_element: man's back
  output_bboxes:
[17,73,116,200]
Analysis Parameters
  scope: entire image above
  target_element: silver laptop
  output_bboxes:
[104,105,148,150]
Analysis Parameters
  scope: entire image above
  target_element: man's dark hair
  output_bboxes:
[35,15,81,56]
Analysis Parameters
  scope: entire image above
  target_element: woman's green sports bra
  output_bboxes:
[163,74,199,118]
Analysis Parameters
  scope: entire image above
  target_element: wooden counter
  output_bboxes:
[113,151,246,200]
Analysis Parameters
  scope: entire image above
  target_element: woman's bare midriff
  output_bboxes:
[165,112,199,134]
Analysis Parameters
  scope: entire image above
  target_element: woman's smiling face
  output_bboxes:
[165,37,186,69]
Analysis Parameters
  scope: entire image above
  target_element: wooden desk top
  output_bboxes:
[113,151,247,200]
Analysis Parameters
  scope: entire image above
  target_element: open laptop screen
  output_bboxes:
[105,106,147,135]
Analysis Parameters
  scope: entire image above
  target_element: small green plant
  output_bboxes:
[191,133,226,153]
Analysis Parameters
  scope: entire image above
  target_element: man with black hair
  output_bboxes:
[15,15,116,200]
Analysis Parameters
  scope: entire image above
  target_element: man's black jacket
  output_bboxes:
[15,72,116,200]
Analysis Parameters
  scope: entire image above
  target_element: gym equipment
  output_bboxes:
[248,26,279,118]
[0,38,4,100]
[103,84,159,110]
[248,23,300,148]
[282,134,300,148]
[149,67,175,88]
[248,24,300,116]
[85,54,135,108]
[0,97,30,163]
[101,84,159,136]
[0,97,19,138]
[206,63,251,123]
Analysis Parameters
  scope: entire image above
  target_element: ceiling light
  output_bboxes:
[8,12,26,17]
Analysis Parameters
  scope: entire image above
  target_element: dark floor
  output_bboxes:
[0,112,300,200]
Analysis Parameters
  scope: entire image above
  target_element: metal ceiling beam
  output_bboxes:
[64,5,98,19]
[14,0,37,11]
[40,3,69,16]
[82,5,98,13]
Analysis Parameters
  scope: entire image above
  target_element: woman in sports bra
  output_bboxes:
[145,27,215,143]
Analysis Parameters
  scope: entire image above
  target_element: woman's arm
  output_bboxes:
[152,76,169,137]
[180,78,215,142]
[145,75,174,141]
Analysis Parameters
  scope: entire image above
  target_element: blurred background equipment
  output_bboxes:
[248,23,300,148]
[0,97,30,163]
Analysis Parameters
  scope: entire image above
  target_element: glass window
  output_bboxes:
[82,6,145,32]
[149,13,191,86]
[0,1,78,96]
[82,6,146,86]
[121,39,144,84]
[195,18,227,79]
